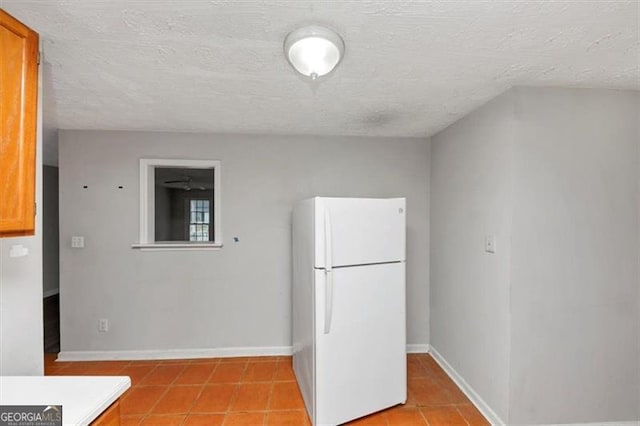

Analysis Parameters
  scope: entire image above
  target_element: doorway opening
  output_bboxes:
[43,164,60,354]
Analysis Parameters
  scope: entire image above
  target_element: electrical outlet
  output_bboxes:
[98,318,109,332]
[485,235,496,253]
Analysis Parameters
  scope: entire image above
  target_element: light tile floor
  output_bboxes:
[44,353,489,425]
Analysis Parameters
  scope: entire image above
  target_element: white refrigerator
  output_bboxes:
[292,197,407,426]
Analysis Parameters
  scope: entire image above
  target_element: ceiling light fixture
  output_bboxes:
[284,26,345,80]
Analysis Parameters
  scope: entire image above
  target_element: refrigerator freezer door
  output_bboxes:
[314,263,406,426]
[314,198,406,268]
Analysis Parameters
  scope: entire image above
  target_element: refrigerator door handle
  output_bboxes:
[324,208,334,334]
[324,270,333,334]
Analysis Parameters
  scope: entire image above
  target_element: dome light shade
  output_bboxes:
[284,26,345,79]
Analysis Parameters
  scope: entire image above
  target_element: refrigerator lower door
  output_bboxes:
[314,262,406,426]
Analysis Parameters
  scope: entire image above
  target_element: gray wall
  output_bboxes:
[509,87,639,424]
[0,60,44,375]
[430,92,515,421]
[43,165,59,297]
[59,130,430,353]
[430,87,639,424]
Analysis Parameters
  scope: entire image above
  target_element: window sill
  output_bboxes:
[131,243,223,251]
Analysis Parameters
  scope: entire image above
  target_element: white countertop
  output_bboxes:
[0,376,131,426]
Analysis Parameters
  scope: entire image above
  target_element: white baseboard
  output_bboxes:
[58,344,432,362]
[43,288,59,298]
[57,346,293,362]
[547,422,639,426]
[406,343,430,354]
[429,346,505,426]
[429,347,640,426]
[57,344,429,361]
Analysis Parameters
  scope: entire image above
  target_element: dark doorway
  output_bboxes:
[43,165,60,353]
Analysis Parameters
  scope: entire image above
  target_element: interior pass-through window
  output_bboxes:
[135,159,221,250]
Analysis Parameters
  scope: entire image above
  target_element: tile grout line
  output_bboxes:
[264,367,277,426]
[418,406,431,426]
[185,360,222,421]
[455,405,473,426]
[139,363,187,421]
[223,361,249,420]
[175,363,215,426]
[220,361,249,424]
[124,368,151,423]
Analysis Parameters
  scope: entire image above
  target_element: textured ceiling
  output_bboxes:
[3,0,639,139]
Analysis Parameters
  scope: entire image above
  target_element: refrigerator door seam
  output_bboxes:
[315,260,404,270]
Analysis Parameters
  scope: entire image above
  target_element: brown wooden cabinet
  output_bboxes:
[91,400,121,426]
[0,9,39,237]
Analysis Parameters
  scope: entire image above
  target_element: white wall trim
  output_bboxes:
[43,289,59,298]
[58,344,434,361]
[429,346,506,426]
[131,243,223,251]
[57,346,293,361]
[138,158,222,246]
[545,422,639,426]
[406,343,430,354]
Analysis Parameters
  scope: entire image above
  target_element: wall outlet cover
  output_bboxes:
[485,235,496,253]
[98,318,109,332]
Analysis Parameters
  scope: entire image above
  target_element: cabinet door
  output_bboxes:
[0,9,39,237]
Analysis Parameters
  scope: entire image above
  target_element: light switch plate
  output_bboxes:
[71,236,85,248]
[9,245,29,258]
[485,235,496,253]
